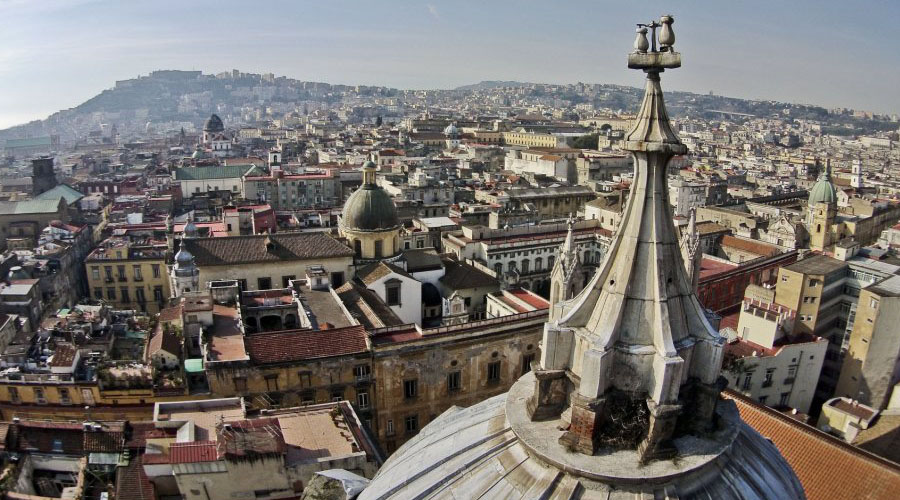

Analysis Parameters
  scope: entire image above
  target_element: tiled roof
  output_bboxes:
[169,441,219,463]
[721,235,780,257]
[115,453,155,500]
[147,326,181,358]
[336,280,403,329]
[439,259,498,290]
[726,390,900,500]
[358,262,413,286]
[83,422,126,453]
[245,325,368,364]
[183,232,353,266]
[173,164,258,181]
[16,421,84,454]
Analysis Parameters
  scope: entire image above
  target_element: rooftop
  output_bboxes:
[783,254,847,276]
[183,232,353,266]
[245,324,368,364]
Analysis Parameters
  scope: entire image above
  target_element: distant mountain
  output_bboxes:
[1,70,894,144]
[453,81,532,91]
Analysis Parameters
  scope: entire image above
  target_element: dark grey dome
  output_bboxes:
[341,165,399,232]
[203,114,224,132]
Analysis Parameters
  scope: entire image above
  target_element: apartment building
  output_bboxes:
[85,237,171,313]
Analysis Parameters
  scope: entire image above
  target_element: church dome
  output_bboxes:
[809,169,837,206]
[443,122,459,137]
[341,162,399,232]
[203,114,225,133]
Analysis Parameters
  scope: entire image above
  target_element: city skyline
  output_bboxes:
[1,0,899,129]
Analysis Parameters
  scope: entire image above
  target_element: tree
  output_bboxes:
[570,133,600,149]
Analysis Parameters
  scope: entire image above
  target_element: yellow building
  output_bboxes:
[86,237,171,314]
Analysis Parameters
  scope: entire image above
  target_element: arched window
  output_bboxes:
[374,239,383,258]
[494,263,502,276]
[548,256,555,269]
[534,257,543,271]
[354,239,362,257]
[521,259,530,273]
[507,261,517,273]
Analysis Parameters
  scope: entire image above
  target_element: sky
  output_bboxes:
[1,0,899,129]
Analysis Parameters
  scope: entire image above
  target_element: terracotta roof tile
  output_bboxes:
[169,441,219,463]
[115,453,155,500]
[726,390,900,500]
[183,232,353,267]
[245,325,368,364]
[722,235,781,257]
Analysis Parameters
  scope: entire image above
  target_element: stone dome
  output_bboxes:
[203,114,224,133]
[359,376,805,500]
[341,162,399,232]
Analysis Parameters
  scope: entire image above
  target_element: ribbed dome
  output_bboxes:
[175,248,194,266]
[359,376,805,500]
[341,163,399,232]
[443,123,459,137]
[809,174,837,206]
[203,114,224,132]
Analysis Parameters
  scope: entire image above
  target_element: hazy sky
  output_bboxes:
[1,0,898,129]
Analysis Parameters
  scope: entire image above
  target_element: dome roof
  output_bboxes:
[360,377,805,500]
[341,163,399,232]
[443,123,459,136]
[191,149,207,160]
[174,248,194,267]
[809,168,837,206]
[203,114,224,133]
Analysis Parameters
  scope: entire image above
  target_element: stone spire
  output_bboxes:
[549,214,584,315]
[528,14,724,462]
[680,207,701,293]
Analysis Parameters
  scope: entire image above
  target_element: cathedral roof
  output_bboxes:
[809,161,838,206]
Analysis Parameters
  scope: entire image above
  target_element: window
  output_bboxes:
[258,277,272,290]
[386,419,394,436]
[104,266,113,281]
[133,265,143,281]
[354,240,362,257]
[152,264,161,278]
[282,275,296,288]
[94,288,103,300]
[779,392,791,406]
[403,379,418,399]
[386,282,401,306]
[548,256,555,269]
[57,388,71,404]
[808,279,819,287]
[494,263,502,275]
[233,377,248,392]
[301,391,315,405]
[9,387,20,403]
[264,374,279,391]
[374,240,383,258]
[741,372,752,390]
[91,267,100,280]
[331,390,343,402]
[522,353,535,375]
[405,415,419,433]
[117,265,126,281]
[507,261,516,273]
[299,371,312,388]
[534,258,542,271]
[120,288,130,303]
[487,361,501,383]
[448,371,461,392]
[759,395,768,405]
[153,287,164,302]
[135,287,146,303]
[871,298,879,309]
[521,259,530,273]
[763,368,775,388]
[107,288,116,300]
[354,364,371,382]
[34,388,46,403]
